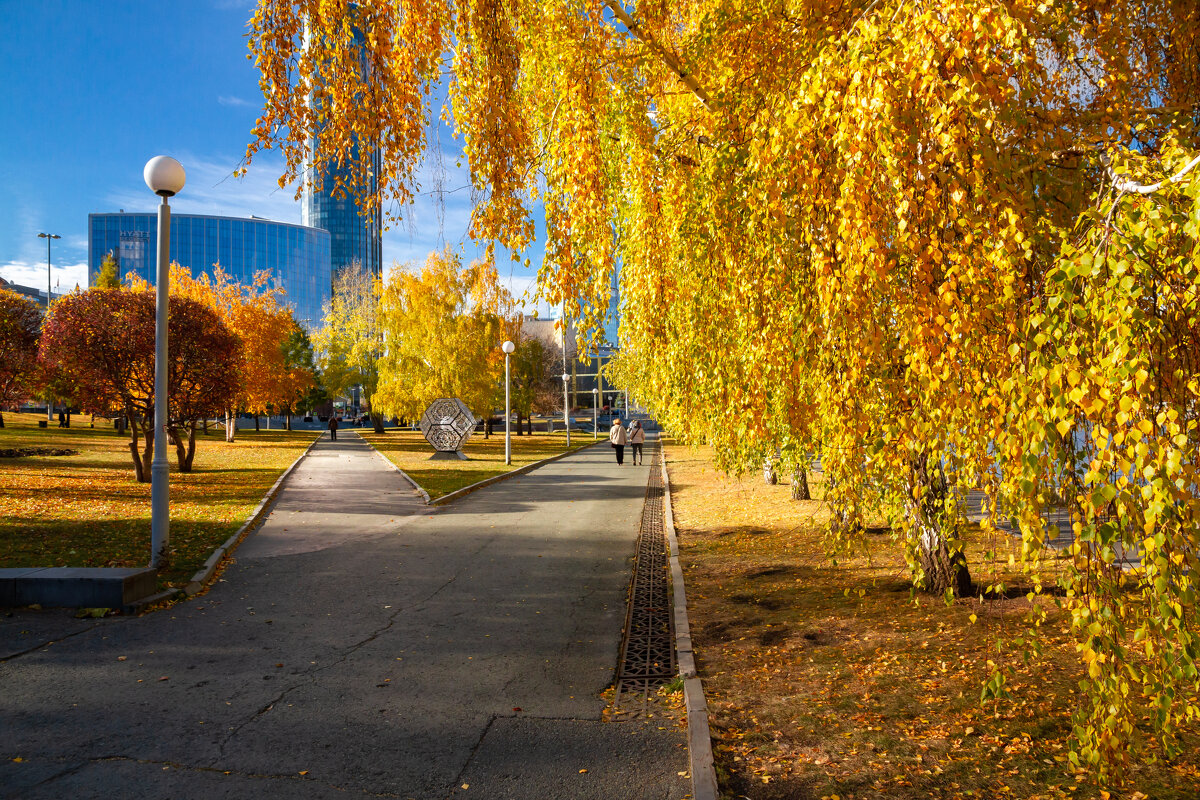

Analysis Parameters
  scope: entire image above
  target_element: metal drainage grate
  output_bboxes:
[614,438,676,705]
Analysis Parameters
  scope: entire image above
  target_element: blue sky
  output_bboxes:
[0,0,548,312]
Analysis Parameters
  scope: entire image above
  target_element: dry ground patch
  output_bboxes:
[664,441,1199,800]
[0,412,317,589]
[360,427,595,499]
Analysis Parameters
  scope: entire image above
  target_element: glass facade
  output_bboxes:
[302,21,383,277]
[301,151,382,275]
[87,213,332,330]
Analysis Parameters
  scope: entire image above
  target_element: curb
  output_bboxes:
[360,434,607,507]
[362,431,433,505]
[660,440,720,800]
[128,431,323,611]
[430,440,606,506]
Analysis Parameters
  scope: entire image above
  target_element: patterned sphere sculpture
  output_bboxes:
[419,398,476,454]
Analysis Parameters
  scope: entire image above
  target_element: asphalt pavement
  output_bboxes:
[0,432,688,799]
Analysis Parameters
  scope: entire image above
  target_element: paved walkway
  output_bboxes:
[0,433,687,799]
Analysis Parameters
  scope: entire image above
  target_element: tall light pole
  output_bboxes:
[561,372,571,448]
[592,387,599,439]
[37,232,60,422]
[144,156,186,569]
[502,340,516,465]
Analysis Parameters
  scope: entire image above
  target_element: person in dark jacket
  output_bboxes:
[328,415,339,441]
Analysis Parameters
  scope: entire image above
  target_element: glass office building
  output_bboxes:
[302,21,383,277]
[87,213,332,329]
[301,151,382,275]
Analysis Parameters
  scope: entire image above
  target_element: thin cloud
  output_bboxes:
[218,95,254,108]
[1,260,90,293]
[104,153,302,224]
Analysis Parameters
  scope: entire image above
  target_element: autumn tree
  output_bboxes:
[131,264,315,441]
[93,251,121,289]
[0,288,41,427]
[316,261,385,433]
[509,333,561,435]
[39,289,240,478]
[275,322,321,430]
[247,0,1200,778]
[375,249,512,424]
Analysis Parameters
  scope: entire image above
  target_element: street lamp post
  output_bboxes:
[37,232,60,422]
[502,340,516,465]
[592,387,599,439]
[561,373,571,448]
[144,156,186,569]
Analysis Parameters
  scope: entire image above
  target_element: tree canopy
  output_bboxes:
[375,249,513,422]
[315,261,385,431]
[247,0,1200,779]
[131,264,317,438]
[39,289,240,479]
[0,288,41,426]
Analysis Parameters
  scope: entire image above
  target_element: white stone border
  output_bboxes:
[360,432,605,507]
[659,438,719,800]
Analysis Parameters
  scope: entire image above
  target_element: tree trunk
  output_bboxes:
[171,424,197,472]
[202,418,208,435]
[918,531,973,597]
[527,415,533,435]
[371,411,385,434]
[65,408,71,427]
[791,467,811,500]
[127,411,148,482]
[129,416,154,484]
[0,412,5,428]
[485,417,492,438]
[255,415,260,432]
[909,452,972,597]
[225,409,237,443]
[286,413,292,431]
[763,458,778,485]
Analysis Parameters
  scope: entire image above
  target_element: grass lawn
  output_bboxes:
[359,426,597,500]
[664,440,1200,800]
[0,411,318,590]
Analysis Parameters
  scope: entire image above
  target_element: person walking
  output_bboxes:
[609,416,628,465]
[627,419,645,465]
[328,415,339,442]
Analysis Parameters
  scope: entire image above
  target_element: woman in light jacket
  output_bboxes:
[609,416,628,465]
[627,419,646,465]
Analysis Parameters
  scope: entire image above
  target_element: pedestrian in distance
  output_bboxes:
[609,416,628,465]
[328,415,339,441]
[627,419,645,465]
[57,410,66,428]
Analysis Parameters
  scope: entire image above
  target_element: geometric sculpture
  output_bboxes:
[418,398,476,460]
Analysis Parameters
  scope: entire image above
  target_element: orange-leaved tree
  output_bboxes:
[131,264,314,440]
[0,287,42,428]
[39,288,239,477]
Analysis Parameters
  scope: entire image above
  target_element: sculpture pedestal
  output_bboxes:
[429,450,468,460]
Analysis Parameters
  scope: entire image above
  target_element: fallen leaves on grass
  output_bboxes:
[0,412,317,588]
[665,441,1200,800]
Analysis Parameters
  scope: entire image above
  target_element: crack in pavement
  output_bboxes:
[0,619,113,663]
[13,754,411,798]
[212,529,505,766]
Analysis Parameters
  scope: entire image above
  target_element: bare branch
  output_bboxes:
[602,0,712,109]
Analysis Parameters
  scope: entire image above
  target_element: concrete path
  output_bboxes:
[0,433,688,799]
